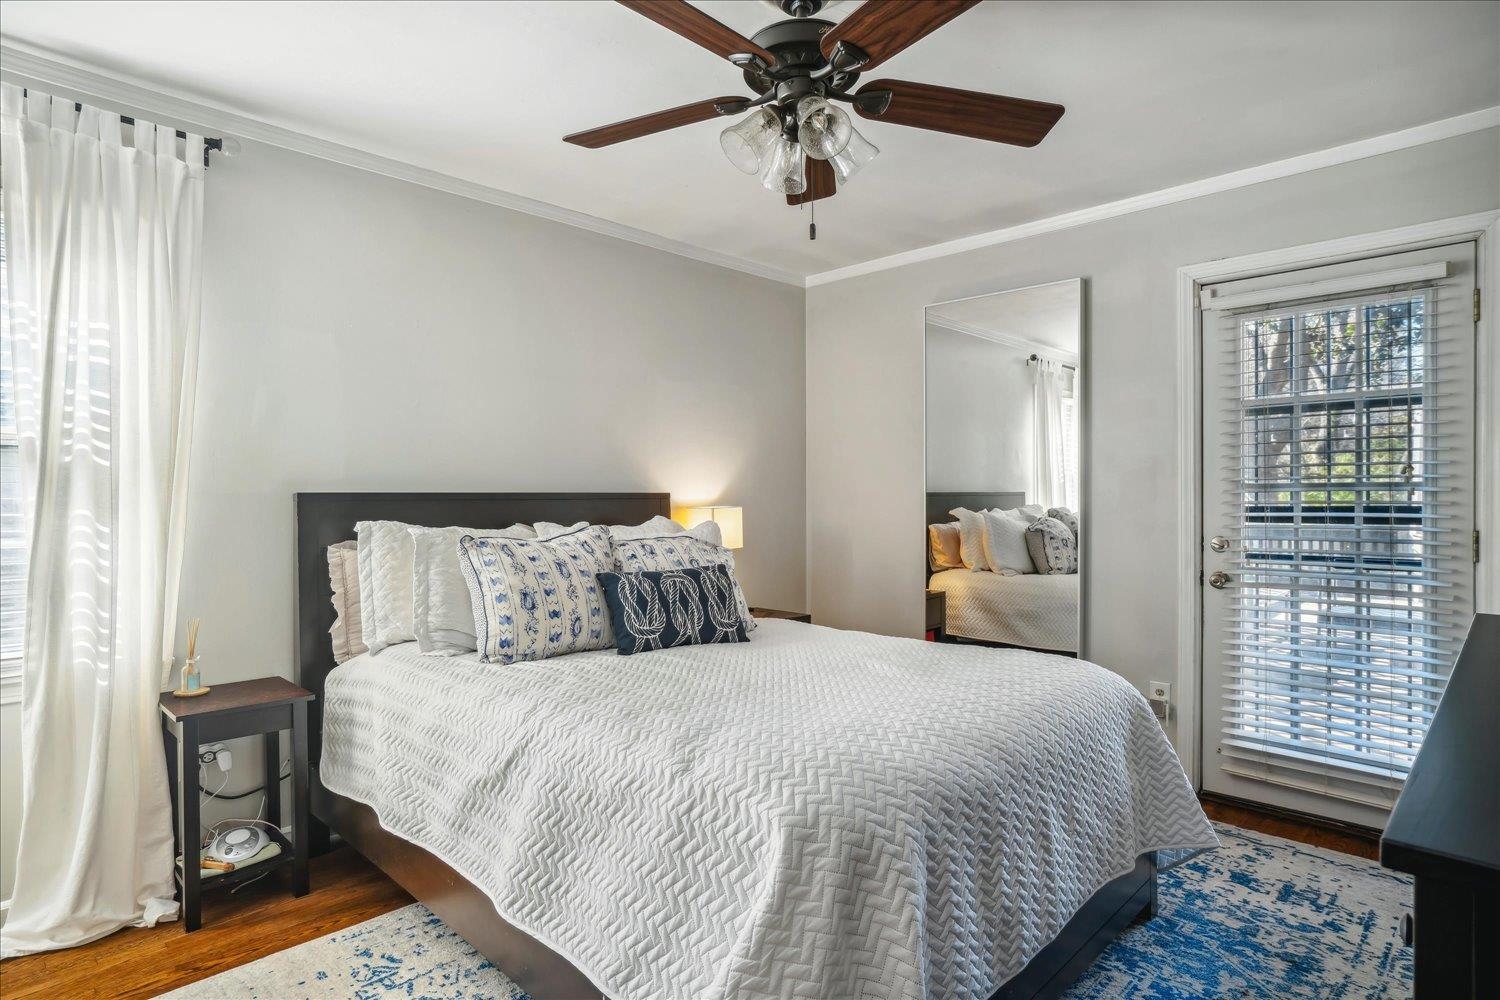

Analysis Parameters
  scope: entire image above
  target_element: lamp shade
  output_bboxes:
[683,506,743,549]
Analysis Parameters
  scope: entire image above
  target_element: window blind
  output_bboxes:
[1210,271,1473,794]
[0,206,23,666]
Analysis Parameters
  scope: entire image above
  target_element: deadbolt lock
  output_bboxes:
[1209,535,1230,552]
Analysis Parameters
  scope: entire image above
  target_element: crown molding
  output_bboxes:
[0,42,804,288]
[807,105,1500,288]
[924,316,1079,365]
[5,41,1495,293]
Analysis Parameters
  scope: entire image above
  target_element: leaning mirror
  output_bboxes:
[923,279,1084,655]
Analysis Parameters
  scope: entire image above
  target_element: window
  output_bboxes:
[1202,243,1476,810]
[1,204,24,692]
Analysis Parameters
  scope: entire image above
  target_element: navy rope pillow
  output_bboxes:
[597,565,748,655]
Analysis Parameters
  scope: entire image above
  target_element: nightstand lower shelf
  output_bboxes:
[176,827,295,895]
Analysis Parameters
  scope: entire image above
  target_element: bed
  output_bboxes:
[296,493,1213,1000]
[926,492,1079,654]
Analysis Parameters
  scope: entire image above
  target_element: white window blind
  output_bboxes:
[0,205,24,674]
[1212,269,1473,792]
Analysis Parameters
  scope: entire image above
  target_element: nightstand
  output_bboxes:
[749,607,812,624]
[925,590,947,641]
[159,677,315,931]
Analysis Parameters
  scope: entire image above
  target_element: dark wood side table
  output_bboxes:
[749,607,812,624]
[925,590,947,641]
[159,677,315,931]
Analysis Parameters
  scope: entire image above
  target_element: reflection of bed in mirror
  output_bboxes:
[926,491,1079,654]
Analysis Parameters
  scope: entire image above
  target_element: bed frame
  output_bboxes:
[295,491,1155,1000]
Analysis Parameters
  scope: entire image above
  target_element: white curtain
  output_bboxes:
[1031,357,1066,510]
[0,84,204,956]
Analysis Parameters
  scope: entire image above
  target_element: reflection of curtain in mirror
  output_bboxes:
[1031,358,1066,509]
[1060,370,1079,511]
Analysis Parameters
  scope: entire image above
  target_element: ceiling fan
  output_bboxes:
[564,0,1064,231]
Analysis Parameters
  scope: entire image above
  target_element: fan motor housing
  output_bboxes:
[743,19,858,97]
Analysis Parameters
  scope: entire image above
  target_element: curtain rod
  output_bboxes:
[1027,352,1079,372]
[20,89,224,167]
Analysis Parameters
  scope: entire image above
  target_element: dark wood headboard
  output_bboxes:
[294,492,670,771]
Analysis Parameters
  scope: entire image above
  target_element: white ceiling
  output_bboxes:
[928,280,1080,355]
[3,1,1496,279]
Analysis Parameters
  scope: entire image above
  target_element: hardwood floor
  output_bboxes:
[1199,794,1381,861]
[1,796,1381,999]
[0,845,412,1000]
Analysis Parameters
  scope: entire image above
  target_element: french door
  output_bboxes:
[1199,242,1477,826]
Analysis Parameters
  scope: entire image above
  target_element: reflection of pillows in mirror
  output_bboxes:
[328,541,367,664]
[980,508,1037,575]
[1026,516,1079,575]
[1047,507,1080,541]
[597,565,749,655]
[411,523,536,655]
[928,522,963,570]
[459,525,615,664]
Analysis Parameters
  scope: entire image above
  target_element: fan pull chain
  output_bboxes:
[809,200,817,241]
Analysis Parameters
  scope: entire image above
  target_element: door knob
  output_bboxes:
[1209,535,1230,552]
[1208,570,1231,589]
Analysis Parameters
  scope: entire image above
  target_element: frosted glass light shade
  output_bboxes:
[829,125,879,186]
[759,138,806,196]
[719,108,780,175]
[683,506,744,550]
[795,96,852,160]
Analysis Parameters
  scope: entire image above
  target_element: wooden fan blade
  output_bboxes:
[564,96,745,148]
[855,79,1064,147]
[820,0,980,72]
[787,157,836,206]
[617,1,776,65]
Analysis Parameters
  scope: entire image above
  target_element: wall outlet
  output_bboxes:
[1147,682,1171,722]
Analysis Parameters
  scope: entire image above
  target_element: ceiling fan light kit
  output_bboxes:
[565,0,1065,238]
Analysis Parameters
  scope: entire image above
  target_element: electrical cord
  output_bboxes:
[201,767,290,801]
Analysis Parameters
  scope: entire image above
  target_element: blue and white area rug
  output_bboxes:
[161,824,1411,999]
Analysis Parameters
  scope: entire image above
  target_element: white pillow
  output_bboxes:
[607,516,685,542]
[980,508,1036,575]
[411,523,535,655]
[610,521,750,628]
[1016,504,1045,522]
[948,508,990,570]
[460,525,616,664]
[327,541,367,664]
[535,520,588,539]
[358,519,525,653]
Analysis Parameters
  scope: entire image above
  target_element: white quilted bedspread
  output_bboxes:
[321,621,1215,1000]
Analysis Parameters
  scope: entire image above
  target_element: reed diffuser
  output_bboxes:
[173,618,210,698]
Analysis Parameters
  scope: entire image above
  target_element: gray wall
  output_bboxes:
[806,128,1500,755]
[925,325,1033,492]
[2,138,808,896]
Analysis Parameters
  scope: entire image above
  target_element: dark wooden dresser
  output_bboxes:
[1380,612,1499,999]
